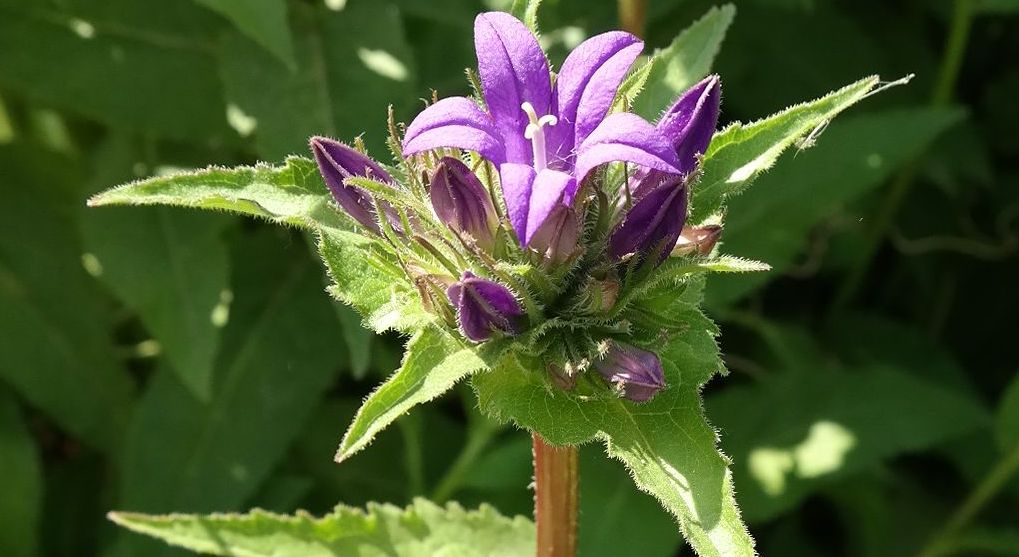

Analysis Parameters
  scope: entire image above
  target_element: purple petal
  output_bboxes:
[657,75,722,174]
[429,157,497,249]
[609,176,687,263]
[498,162,536,242]
[474,12,553,165]
[524,169,575,246]
[575,113,681,184]
[403,97,507,165]
[528,205,580,263]
[595,342,666,403]
[447,271,524,342]
[555,31,643,151]
[310,136,387,233]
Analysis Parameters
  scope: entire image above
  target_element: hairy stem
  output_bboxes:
[916,442,1019,557]
[533,433,579,557]
[831,0,974,311]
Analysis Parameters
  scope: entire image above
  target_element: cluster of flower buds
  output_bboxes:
[311,12,722,403]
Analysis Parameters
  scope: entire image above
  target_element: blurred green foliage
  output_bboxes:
[0,0,1017,556]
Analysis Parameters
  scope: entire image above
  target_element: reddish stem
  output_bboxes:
[533,433,579,557]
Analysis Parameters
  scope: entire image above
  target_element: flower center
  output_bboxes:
[521,102,557,172]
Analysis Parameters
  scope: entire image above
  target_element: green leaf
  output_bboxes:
[631,4,735,120]
[336,327,489,462]
[710,326,990,522]
[0,145,134,451]
[219,1,417,159]
[977,0,1019,14]
[996,372,1019,451]
[195,0,295,68]
[82,136,232,400]
[473,303,756,556]
[111,230,346,555]
[0,388,42,557]
[88,156,349,232]
[109,498,534,557]
[691,75,882,222]
[0,0,230,140]
[705,107,965,306]
[317,227,426,333]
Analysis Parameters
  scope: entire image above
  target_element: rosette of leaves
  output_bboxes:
[90,5,898,557]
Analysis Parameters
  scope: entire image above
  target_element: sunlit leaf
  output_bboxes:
[692,75,882,222]
[110,498,534,557]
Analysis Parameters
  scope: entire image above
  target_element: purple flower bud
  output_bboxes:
[658,75,722,175]
[595,341,666,403]
[310,136,394,234]
[446,271,524,342]
[609,175,687,264]
[429,157,498,250]
[672,224,723,256]
[527,205,580,264]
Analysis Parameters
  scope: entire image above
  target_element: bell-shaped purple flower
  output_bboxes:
[429,157,498,250]
[310,136,393,234]
[595,341,666,403]
[402,12,682,247]
[446,271,524,342]
[609,175,688,264]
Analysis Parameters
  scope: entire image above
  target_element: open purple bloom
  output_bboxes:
[310,136,393,234]
[403,12,682,246]
[429,157,498,250]
[609,174,688,263]
[595,341,666,403]
[447,271,524,342]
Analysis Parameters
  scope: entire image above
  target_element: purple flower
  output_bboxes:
[446,271,524,342]
[429,157,498,250]
[609,174,688,263]
[310,136,393,234]
[632,76,722,199]
[595,342,666,403]
[402,12,682,247]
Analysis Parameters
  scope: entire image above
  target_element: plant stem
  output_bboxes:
[533,433,579,557]
[916,442,1019,557]
[831,0,975,311]
[617,0,647,39]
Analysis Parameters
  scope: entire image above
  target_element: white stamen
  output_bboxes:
[520,102,557,171]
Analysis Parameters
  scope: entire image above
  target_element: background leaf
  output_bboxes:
[109,229,346,556]
[0,145,135,451]
[82,136,233,399]
[0,0,230,140]
[0,388,42,557]
[630,4,735,120]
[195,0,295,68]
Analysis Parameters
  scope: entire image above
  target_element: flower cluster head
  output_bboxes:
[312,12,722,403]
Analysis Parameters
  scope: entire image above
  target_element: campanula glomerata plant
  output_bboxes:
[92,5,897,557]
